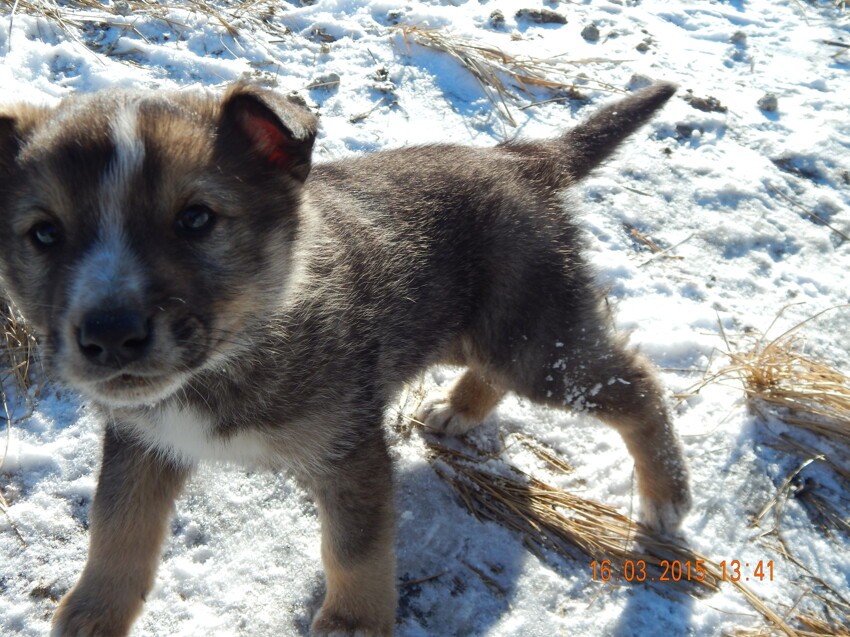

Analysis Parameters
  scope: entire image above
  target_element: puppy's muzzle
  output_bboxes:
[76,308,153,368]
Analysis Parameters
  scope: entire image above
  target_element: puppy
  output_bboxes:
[0,81,690,636]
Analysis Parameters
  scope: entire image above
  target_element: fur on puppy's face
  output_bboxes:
[0,85,317,408]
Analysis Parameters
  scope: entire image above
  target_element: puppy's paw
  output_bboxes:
[52,601,129,637]
[51,581,138,637]
[414,395,480,437]
[639,487,692,535]
[311,606,393,637]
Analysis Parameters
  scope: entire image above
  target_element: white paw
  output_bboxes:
[639,491,692,535]
[414,395,479,436]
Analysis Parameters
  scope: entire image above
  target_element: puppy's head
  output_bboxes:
[0,84,317,408]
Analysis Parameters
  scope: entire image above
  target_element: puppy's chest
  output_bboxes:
[125,405,273,467]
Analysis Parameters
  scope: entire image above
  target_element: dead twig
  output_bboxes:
[766,183,850,242]
[638,233,695,267]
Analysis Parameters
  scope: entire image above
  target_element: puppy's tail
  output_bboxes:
[499,82,676,188]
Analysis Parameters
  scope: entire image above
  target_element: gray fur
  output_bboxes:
[0,82,689,637]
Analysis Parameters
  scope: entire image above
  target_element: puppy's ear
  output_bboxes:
[219,84,317,182]
[0,106,48,174]
[0,117,16,174]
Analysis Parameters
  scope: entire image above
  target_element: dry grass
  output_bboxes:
[395,26,623,125]
[734,622,849,637]
[1,295,37,546]
[791,0,850,26]
[690,306,850,447]
[676,307,850,634]
[412,424,804,637]
[766,183,850,246]
[6,4,623,124]
[421,425,850,637]
[754,446,850,541]
[624,222,664,253]
[731,591,850,637]
[1,0,292,58]
[428,435,719,589]
[1,296,36,428]
[795,613,850,636]
[4,0,191,36]
[733,332,850,449]
[683,307,850,544]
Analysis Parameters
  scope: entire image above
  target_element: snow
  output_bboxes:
[1,0,849,635]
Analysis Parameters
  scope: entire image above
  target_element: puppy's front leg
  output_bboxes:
[52,424,189,637]
[310,432,396,637]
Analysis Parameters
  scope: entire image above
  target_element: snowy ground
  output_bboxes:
[1,0,849,635]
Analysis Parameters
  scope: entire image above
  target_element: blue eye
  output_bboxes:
[30,220,61,248]
[176,205,216,237]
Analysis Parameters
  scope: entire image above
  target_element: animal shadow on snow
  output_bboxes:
[300,408,696,636]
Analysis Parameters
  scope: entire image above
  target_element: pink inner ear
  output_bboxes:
[240,111,290,166]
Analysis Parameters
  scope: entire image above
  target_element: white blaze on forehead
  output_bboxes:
[67,100,148,318]
[101,100,145,233]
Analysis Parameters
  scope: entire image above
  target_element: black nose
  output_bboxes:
[77,308,152,367]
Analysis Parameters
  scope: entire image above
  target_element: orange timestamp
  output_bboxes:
[590,559,775,583]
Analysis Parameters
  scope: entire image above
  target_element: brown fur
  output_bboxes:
[52,427,189,635]
[446,370,506,426]
[0,82,690,636]
[418,369,506,436]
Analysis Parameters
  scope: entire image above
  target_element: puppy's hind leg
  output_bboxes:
[584,346,692,533]
[415,368,506,436]
[512,330,691,534]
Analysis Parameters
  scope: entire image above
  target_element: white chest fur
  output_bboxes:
[125,404,272,467]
